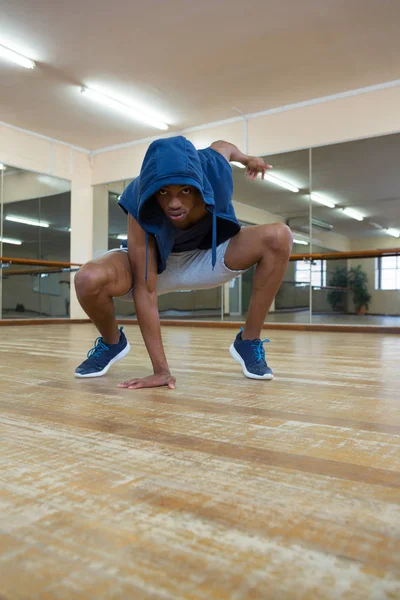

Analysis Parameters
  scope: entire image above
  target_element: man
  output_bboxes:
[74,136,293,389]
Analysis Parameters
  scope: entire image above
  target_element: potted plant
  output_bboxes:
[348,265,372,315]
[327,267,349,312]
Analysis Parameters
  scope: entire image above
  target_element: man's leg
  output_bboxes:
[74,251,133,344]
[74,251,133,377]
[224,224,293,379]
[224,223,293,338]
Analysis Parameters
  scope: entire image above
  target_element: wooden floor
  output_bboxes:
[1,324,400,600]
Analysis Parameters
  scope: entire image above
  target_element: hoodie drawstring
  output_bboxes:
[212,209,217,270]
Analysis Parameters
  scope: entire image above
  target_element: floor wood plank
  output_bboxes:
[0,324,399,599]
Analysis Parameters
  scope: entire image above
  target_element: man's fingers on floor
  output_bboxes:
[117,379,138,388]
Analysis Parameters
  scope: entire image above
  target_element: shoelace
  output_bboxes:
[240,327,270,363]
[87,336,110,359]
[251,338,270,363]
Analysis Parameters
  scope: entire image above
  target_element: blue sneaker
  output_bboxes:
[229,328,273,380]
[75,327,130,378]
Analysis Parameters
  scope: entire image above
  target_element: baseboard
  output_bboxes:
[0,317,398,334]
[0,318,90,326]
[120,319,400,334]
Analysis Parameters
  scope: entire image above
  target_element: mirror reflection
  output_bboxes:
[1,132,399,326]
[0,165,71,318]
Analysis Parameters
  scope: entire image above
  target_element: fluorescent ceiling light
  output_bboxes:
[264,174,299,193]
[342,208,364,222]
[386,228,400,238]
[0,164,5,171]
[81,87,168,131]
[0,44,35,69]
[232,162,300,193]
[117,234,128,240]
[6,215,49,228]
[0,236,22,245]
[293,238,309,245]
[310,192,336,208]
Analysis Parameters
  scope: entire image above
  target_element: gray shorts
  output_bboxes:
[110,239,247,301]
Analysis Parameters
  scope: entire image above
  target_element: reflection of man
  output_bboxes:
[74,136,293,389]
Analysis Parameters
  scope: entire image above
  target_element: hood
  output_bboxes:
[137,136,215,226]
[137,136,218,279]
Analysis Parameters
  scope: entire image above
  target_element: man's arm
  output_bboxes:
[117,214,175,390]
[210,140,272,181]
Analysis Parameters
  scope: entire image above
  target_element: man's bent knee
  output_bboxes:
[261,223,293,256]
[74,263,108,297]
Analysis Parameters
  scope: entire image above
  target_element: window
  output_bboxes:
[375,256,400,290]
[295,260,326,287]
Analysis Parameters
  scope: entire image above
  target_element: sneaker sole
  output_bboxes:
[229,344,274,380]
[75,343,131,378]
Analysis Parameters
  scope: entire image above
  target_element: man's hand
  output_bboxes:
[117,371,176,390]
[210,141,272,181]
[245,157,272,181]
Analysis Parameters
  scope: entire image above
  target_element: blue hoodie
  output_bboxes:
[118,136,241,274]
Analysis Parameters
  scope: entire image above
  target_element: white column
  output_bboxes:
[69,175,110,318]
[92,185,109,259]
[70,154,94,319]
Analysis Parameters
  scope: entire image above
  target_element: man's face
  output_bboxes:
[155,185,200,225]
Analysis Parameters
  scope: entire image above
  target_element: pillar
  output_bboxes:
[69,154,108,319]
[92,185,109,259]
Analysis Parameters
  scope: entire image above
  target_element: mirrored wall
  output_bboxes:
[1,131,399,326]
[0,164,71,318]
[308,135,400,326]
[95,132,400,327]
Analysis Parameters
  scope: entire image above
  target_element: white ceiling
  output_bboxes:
[1,0,400,149]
